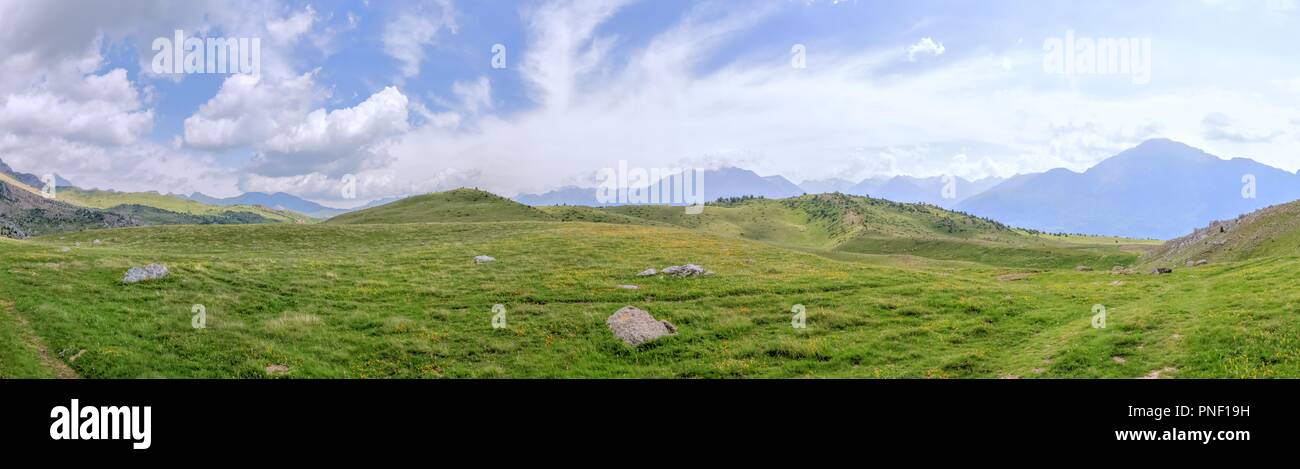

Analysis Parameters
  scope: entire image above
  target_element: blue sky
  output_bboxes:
[1,0,1297,206]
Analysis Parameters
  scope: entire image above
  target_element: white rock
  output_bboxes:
[662,264,706,277]
[474,255,495,263]
[636,268,657,277]
[123,264,169,284]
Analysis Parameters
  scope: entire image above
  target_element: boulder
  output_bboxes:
[606,306,676,346]
[662,264,705,277]
[1194,259,1208,266]
[122,264,169,284]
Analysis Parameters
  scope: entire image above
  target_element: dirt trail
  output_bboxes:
[1,300,77,379]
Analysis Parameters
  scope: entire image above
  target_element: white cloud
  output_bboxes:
[266,5,316,44]
[185,75,411,177]
[907,37,945,61]
[451,77,493,114]
[0,69,153,145]
[184,72,324,150]
[382,0,457,78]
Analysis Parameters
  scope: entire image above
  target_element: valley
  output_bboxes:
[3,184,1296,379]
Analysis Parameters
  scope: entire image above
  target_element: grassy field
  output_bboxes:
[2,204,1296,378]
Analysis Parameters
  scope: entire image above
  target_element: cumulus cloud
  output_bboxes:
[0,69,153,145]
[184,72,325,150]
[184,75,411,177]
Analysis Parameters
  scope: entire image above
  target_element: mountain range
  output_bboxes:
[515,167,806,206]
[3,138,1298,239]
[185,192,352,219]
[955,139,1300,239]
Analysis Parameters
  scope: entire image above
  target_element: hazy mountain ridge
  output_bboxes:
[956,139,1300,239]
[515,167,805,206]
[186,192,350,219]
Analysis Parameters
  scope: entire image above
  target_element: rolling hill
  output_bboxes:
[596,193,1141,268]
[326,188,553,225]
[1146,199,1300,266]
[0,175,135,239]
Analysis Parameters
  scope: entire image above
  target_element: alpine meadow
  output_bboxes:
[2,0,1299,383]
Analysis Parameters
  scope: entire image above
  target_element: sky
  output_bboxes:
[0,0,1298,207]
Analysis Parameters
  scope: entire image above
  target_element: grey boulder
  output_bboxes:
[123,264,169,284]
[661,264,706,277]
[606,306,677,346]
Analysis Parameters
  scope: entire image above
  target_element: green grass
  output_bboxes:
[2,217,1295,378]
[1,189,1294,378]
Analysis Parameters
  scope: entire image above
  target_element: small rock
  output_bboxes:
[1194,259,1208,266]
[606,306,676,346]
[60,247,71,253]
[1185,260,1195,268]
[265,364,290,375]
[1112,356,1127,364]
[1109,280,1125,286]
[122,263,169,284]
[1150,267,1172,275]
[616,285,640,290]
[1140,367,1176,379]
[636,268,657,277]
[474,255,495,263]
[1075,265,1093,272]
[661,264,705,277]
[92,239,101,246]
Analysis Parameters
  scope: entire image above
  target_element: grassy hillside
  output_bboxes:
[1147,200,1300,267]
[326,189,552,225]
[58,188,313,224]
[104,204,277,226]
[2,220,1296,378]
[0,179,136,239]
[595,194,1145,269]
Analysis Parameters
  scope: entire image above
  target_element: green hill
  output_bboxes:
[325,188,553,225]
[1147,200,1300,267]
[0,177,137,239]
[57,188,313,224]
[592,193,1142,269]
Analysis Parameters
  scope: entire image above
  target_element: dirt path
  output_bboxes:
[1,300,78,379]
